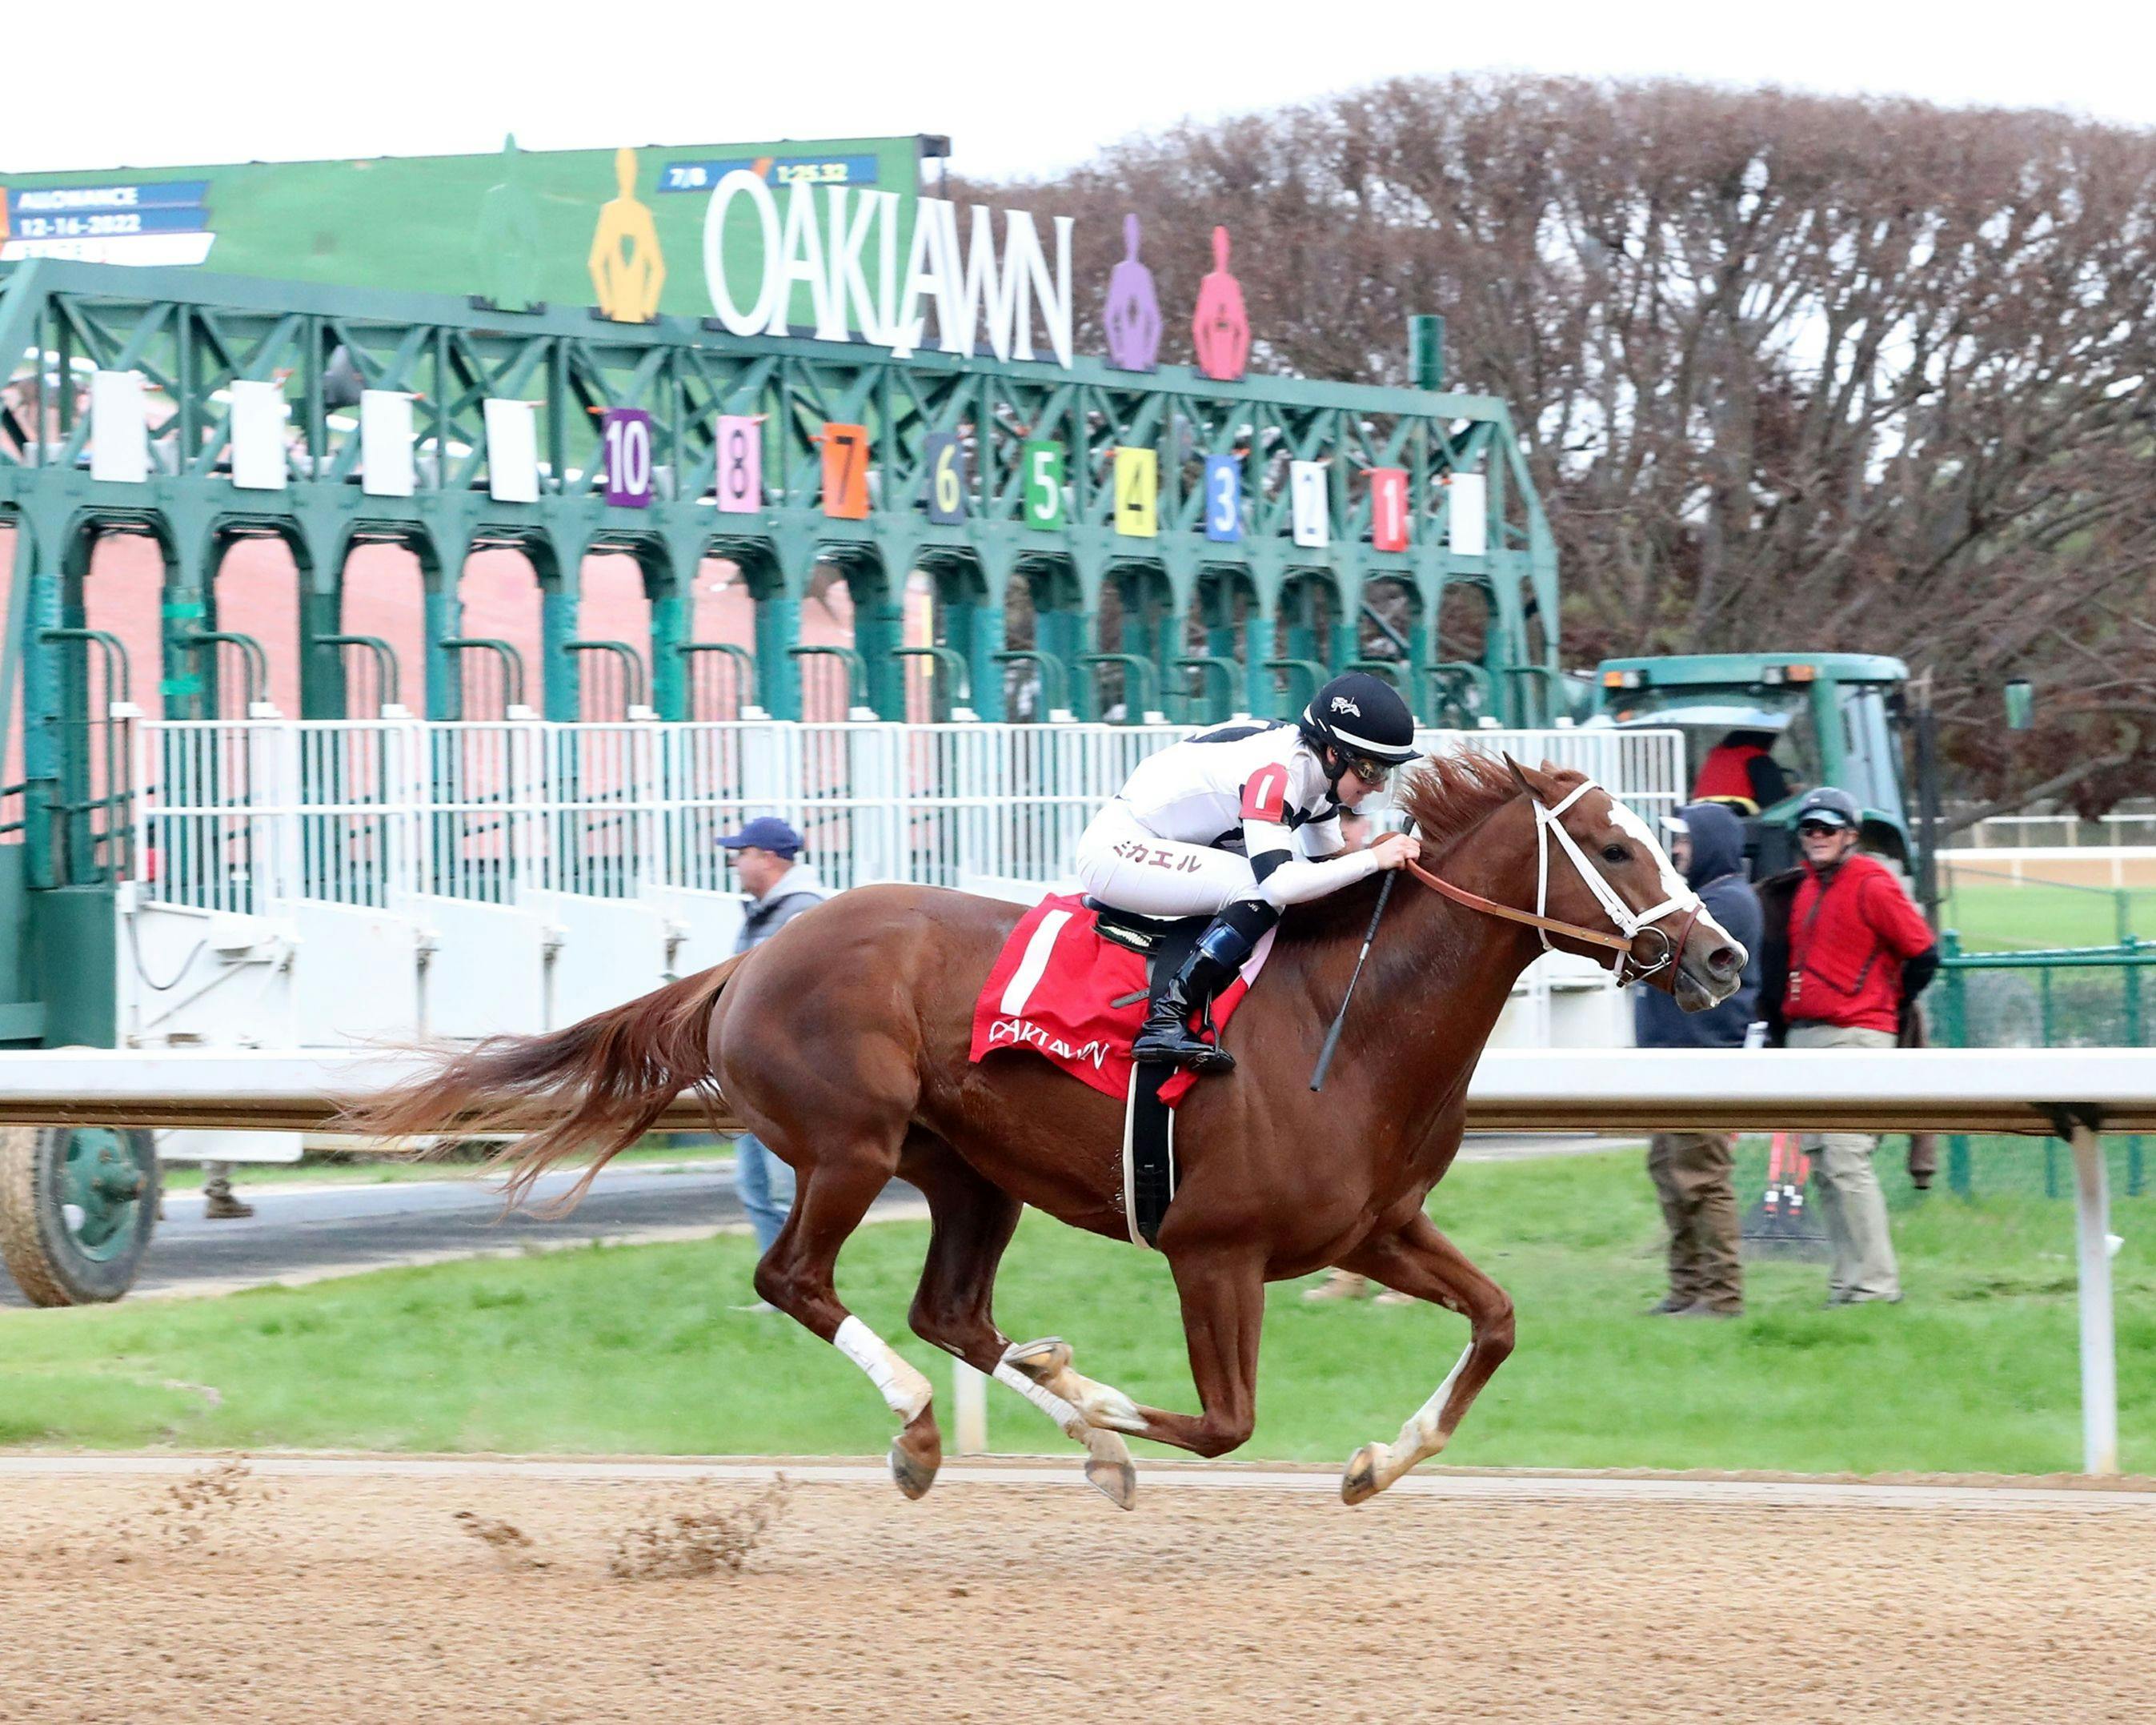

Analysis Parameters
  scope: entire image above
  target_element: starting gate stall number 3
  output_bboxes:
[1289,460,1330,548]
[1370,466,1409,552]
[1022,439,1066,529]
[602,407,654,508]
[1204,453,1241,543]
[1114,447,1158,537]
[923,431,966,524]
[821,422,871,520]
[716,415,761,513]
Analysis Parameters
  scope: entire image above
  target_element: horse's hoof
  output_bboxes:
[1084,1454,1138,1510]
[1341,1442,1386,1506]
[1003,1336,1072,1381]
[888,1411,942,1502]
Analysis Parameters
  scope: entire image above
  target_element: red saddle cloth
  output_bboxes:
[968,893,1272,1108]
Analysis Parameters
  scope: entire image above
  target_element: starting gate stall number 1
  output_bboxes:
[1370,466,1409,552]
[602,408,654,508]
[821,422,871,520]
[716,415,761,513]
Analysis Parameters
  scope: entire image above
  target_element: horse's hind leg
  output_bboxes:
[900,1135,1136,1510]
[1332,1213,1517,1505]
[753,1143,942,1500]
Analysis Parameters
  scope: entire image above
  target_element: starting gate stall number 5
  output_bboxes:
[821,422,871,520]
[924,431,966,524]
[1370,466,1409,552]
[1022,439,1066,528]
[1204,453,1241,543]
[716,415,761,513]
[602,408,654,508]
[1114,447,1158,537]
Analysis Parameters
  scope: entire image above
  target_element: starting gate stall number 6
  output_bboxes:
[1204,453,1241,543]
[821,422,872,520]
[924,431,966,524]
[1290,459,1329,548]
[715,415,761,513]
[602,408,654,508]
[1022,439,1067,529]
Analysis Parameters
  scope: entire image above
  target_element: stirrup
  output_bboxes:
[1132,1023,1235,1073]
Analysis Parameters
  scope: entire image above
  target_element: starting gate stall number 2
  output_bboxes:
[602,408,653,508]
[1290,459,1329,548]
[716,414,761,513]
[821,422,871,520]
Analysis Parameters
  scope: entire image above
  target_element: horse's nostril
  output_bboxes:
[1707,945,1740,977]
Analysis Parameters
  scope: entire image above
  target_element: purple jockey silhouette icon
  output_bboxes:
[1103,214,1163,372]
[1192,225,1251,382]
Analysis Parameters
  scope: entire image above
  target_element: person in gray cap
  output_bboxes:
[718,816,829,1306]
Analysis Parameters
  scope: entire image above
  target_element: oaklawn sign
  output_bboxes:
[703,173,1075,368]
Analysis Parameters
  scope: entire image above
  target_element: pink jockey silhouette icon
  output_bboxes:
[1103,213,1163,372]
[1191,225,1251,382]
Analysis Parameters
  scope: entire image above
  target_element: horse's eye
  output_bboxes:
[1601,844,1629,865]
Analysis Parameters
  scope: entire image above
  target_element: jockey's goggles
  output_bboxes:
[1339,752,1394,787]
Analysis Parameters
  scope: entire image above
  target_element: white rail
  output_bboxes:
[0,1044,2133,1476]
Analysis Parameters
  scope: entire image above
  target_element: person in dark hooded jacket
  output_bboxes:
[1633,802,1763,1317]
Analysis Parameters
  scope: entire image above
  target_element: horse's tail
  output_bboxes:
[343,956,747,1214]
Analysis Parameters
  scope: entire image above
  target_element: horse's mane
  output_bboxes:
[1397,749,1524,851]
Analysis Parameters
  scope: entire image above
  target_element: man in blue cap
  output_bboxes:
[718,816,829,1306]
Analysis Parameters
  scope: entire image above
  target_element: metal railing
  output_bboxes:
[132,719,1684,915]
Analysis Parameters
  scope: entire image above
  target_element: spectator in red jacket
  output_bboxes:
[1761,788,1939,1306]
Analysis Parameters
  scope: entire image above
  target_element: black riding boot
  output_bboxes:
[1131,901,1278,1074]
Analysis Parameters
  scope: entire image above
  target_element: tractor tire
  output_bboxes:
[0,1125,160,1306]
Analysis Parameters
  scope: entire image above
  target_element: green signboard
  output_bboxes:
[0,135,931,321]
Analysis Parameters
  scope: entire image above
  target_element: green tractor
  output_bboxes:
[1582,652,1939,912]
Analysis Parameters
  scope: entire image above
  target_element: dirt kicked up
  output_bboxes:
[2,1458,2153,1723]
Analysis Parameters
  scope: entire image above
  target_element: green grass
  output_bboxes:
[3,1149,2149,1476]
[159,1140,735,1190]
[1941,878,2156,953]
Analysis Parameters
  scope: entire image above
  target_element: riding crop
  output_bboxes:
[1309,820,1413,1092]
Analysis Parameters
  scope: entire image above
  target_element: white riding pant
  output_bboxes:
[1073,801,1258,918]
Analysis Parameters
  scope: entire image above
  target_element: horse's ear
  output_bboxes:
[1502,752,1541,799]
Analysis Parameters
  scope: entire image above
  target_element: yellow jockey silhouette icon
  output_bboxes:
[588,147,666,322]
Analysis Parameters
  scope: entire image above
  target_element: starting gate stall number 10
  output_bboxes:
[715,415,761,513]
[602,408,653,508]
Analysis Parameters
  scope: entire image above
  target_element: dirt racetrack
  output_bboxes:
[3,1457,2154,1723]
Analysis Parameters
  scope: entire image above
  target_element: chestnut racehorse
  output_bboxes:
[353,755,1745,1508]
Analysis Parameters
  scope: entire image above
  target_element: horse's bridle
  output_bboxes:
[1404,777,1704,989]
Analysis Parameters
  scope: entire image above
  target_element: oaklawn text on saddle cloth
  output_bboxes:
[968,894,1274,1105]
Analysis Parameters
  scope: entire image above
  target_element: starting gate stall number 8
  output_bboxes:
[923,431,966,524]
[1114,447,1158,537]
[1290,459,1329,548]
[602,408,654,508]
[821,422,871,520]
[1370,466,1409,552]
[1022,439,1066,528]
[716,415,761,513]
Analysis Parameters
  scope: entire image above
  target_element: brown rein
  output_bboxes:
[1403,858,1631,953]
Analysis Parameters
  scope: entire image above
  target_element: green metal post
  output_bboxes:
[755,594,802,720]
[539,580,578,720]
[1941,932,1972,1196]
[1244,611,1276,719]
[424,585,462,719]
[299,585,347,719]
[20,537,62,885]
[964,602,1004,720]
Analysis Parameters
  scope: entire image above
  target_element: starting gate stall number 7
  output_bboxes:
[716,415,761,513]
[822,422,871,520]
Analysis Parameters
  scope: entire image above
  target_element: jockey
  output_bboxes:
[1073,671,1425,1073]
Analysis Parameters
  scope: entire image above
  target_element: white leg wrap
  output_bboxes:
[834,1315,934,1423]
[994,1362,1089,1442]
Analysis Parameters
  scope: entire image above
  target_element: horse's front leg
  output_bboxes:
[1333,1212,1516,1504]
[1004,1245,1266,1459]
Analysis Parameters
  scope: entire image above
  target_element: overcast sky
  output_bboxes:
[6,0,2153,182]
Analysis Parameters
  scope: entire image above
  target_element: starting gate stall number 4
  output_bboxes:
[924,431,966,524]
[1022,439,1066,529]
[1204,453,1241,543]
[1114,447,1158,537]
[1290,459,1328,548]
[821,422,871,520]
[1370,466,1409,552]
[602,407,654,508]
[716,415,762,512]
